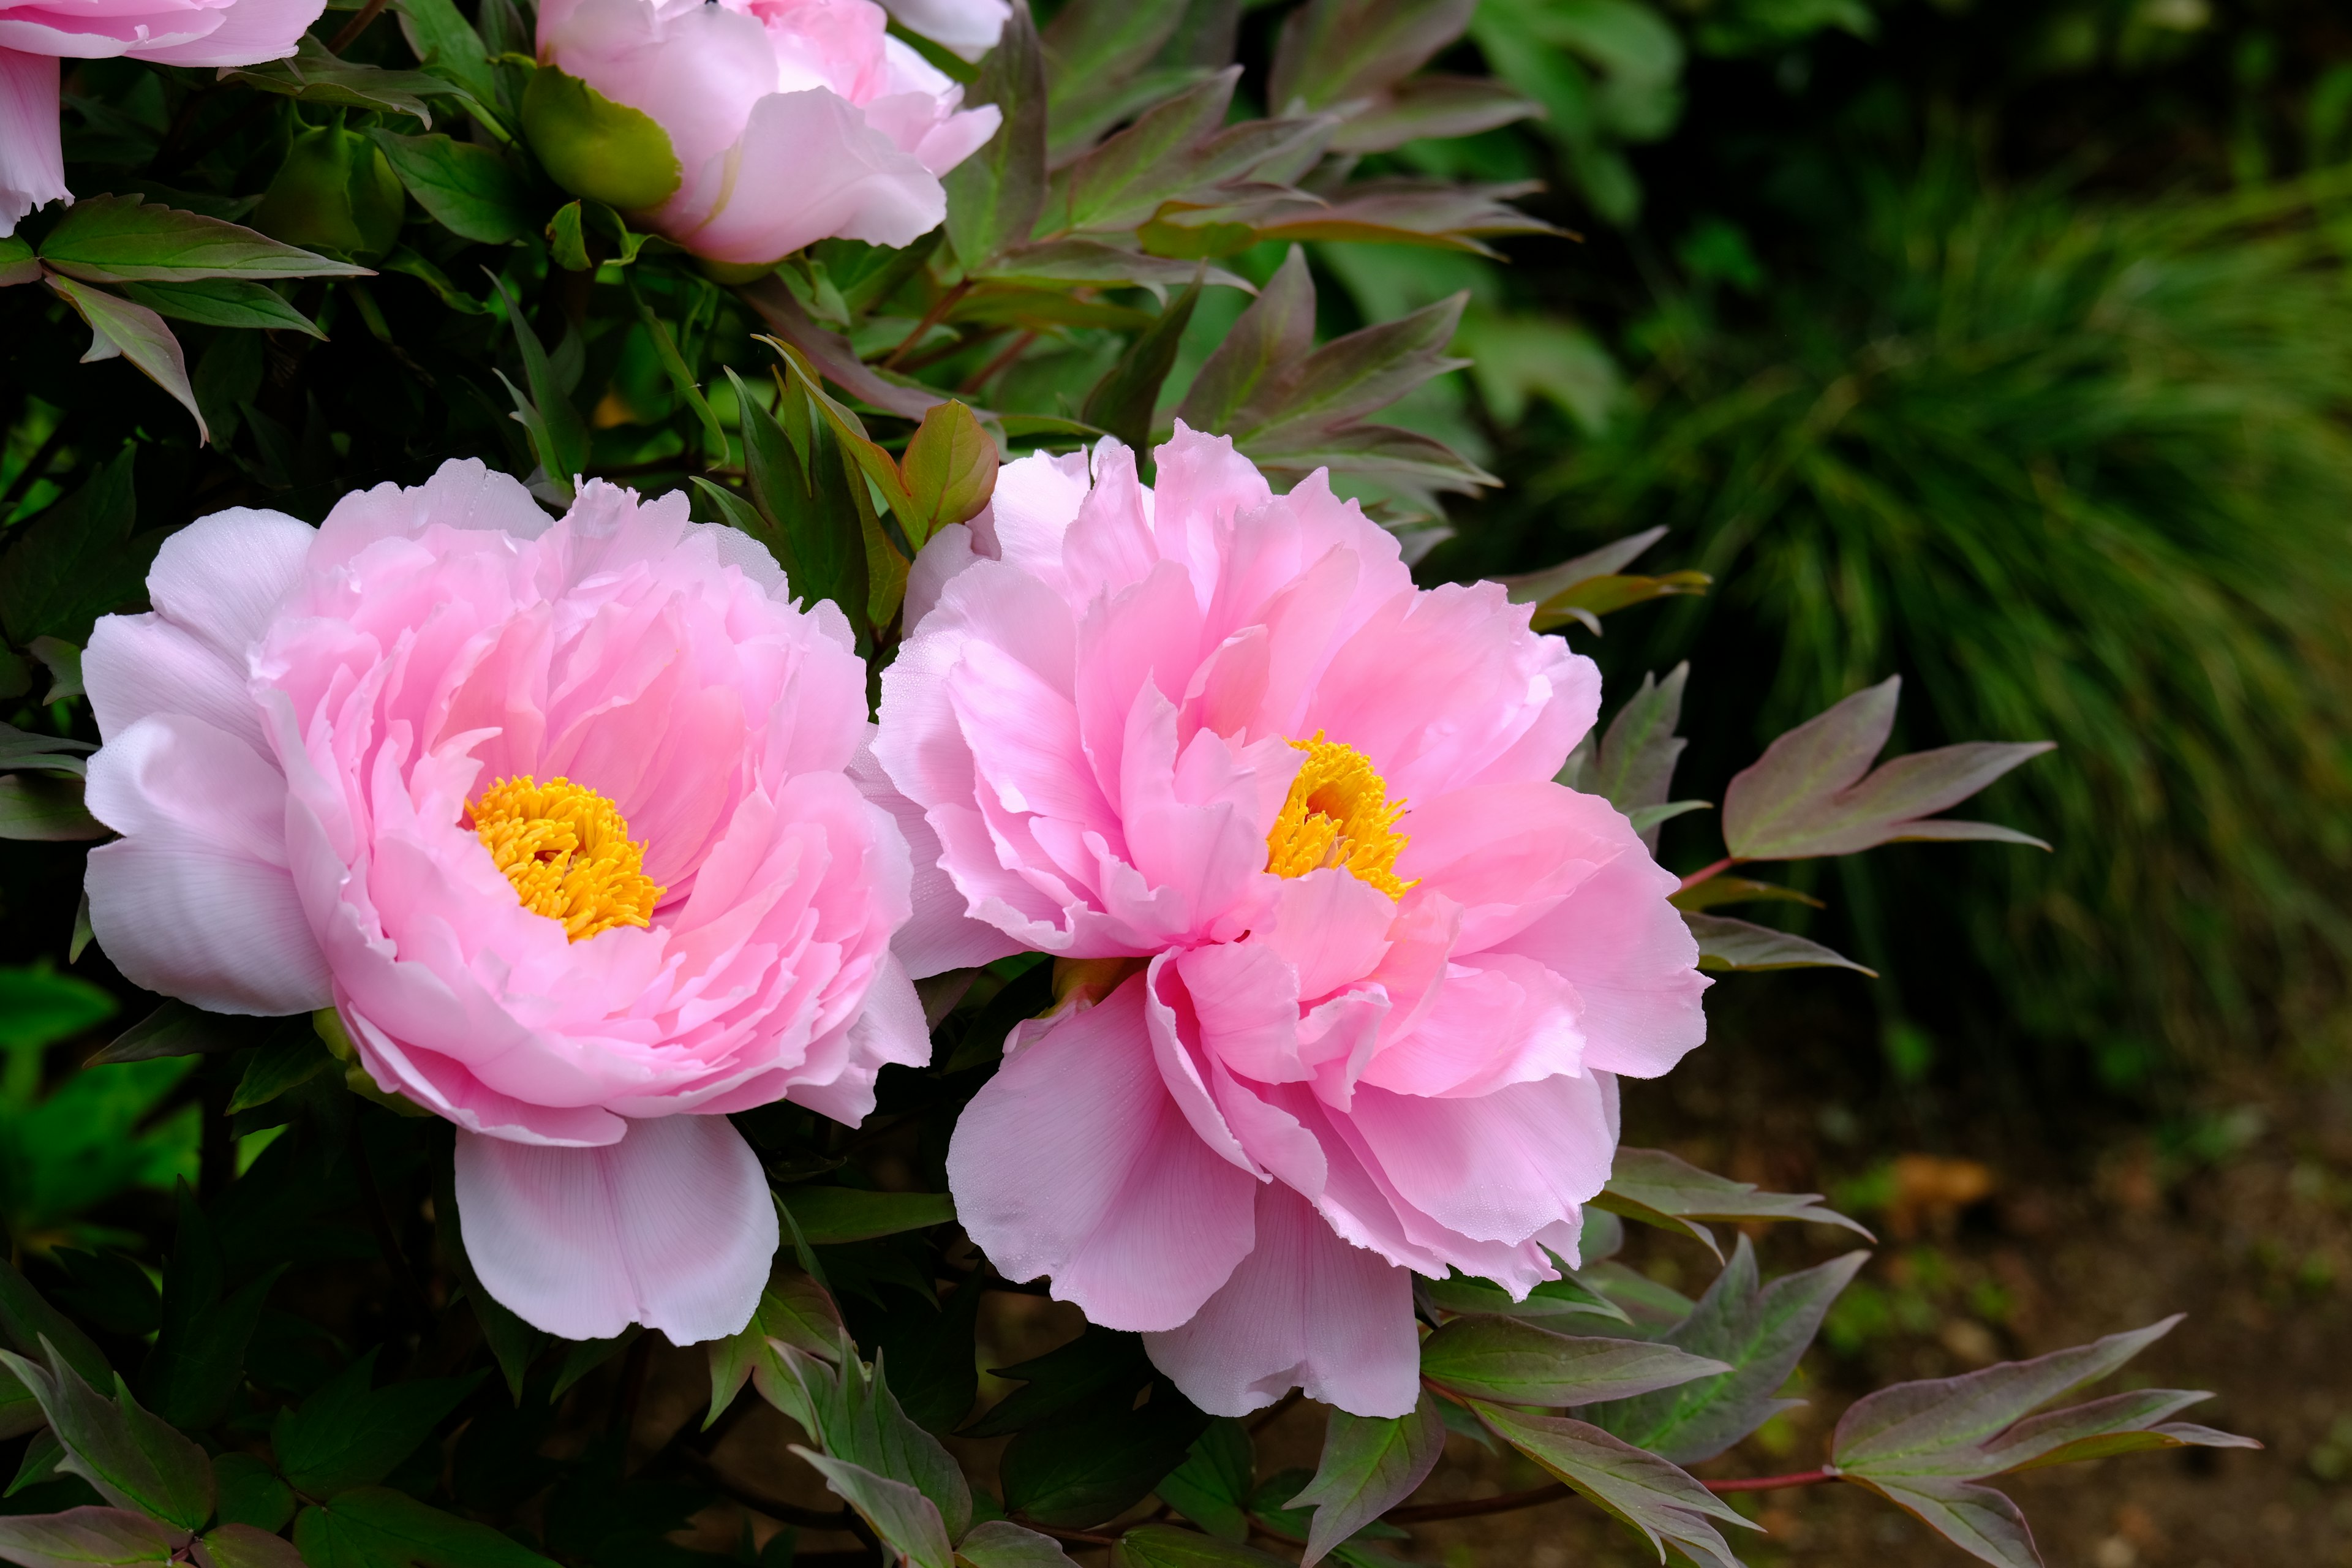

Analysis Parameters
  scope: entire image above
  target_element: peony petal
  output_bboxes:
[126,0,329,64]
[665,88,947,265]
[454,1114,778,1343]
[945,976,1256,1330]
[0,48,65,236]
[1493,848,1708,1079]
[144,506,316,665]
[1346,1070,1616,1246]
[85,610,266,754]
[875,0,1006,58]
[1142,1182,1418,1417]
[83,713,330,1015]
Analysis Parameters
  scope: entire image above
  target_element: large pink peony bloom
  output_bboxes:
[83,459,926,1344]
[533,0,1000,267]
[0,0,325,234]
[875,426,1710,1417]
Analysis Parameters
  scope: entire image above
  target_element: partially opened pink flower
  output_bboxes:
[83,459,925,1344]
[529,0,1000,267]
[875,427,1710,1417]
[1,0,325,234]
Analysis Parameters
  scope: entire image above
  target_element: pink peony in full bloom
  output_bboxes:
[875,426,1710,1417]
[82,459,926,1344]
[529,0,1000,268]
[0,0,325,235]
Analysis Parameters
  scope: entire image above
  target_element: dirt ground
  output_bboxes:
[653,974,2352,1568]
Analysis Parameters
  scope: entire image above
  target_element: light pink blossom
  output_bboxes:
[83,459,925,1344]
[0,0,325,235]
[875,426,1710,1417]
[536,0,1000,266]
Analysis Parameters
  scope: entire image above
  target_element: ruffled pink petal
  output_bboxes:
[945,976,1256,1330]
[143,505,316,665]
[663,88,947,265]
[126,0,328,64]
[1490,846,1708,1079]
[1346,1069,1616,1246]
[454,1113,778,1343]
[0,48,64,237]
[85,611,265,755]
[83,714,330,1014]
[971,447,1091,592]
[848,742,1021,976]
[1142,1182,1418,1417]
[548,0,776,170]
[902,520,978,630]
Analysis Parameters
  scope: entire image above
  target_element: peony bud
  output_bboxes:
[519,65,683,214]
[252,121,406,263]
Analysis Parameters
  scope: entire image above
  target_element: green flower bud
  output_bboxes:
[522,66,683,214]
[254,123,407,264]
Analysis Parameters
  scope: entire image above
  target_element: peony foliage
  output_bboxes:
[0,0,2253,1564]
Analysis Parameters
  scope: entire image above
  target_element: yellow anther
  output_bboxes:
[1264,733,1415,899]
[467,775,663,941]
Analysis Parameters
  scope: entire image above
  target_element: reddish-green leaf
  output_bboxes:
[899,401,1000,543]
[1469,1403,1756,1568]
[0,1506,188,1568]
[1595,1147,1871,1260]
[45,277,205,443]
[39,194,364,283]
[1286,1395,1444,1567]
[1683,911,1873,978]
[1420,1317,1729,1407]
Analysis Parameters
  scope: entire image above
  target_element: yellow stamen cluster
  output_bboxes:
[468,775,663,941]
[1265,734,1416,899]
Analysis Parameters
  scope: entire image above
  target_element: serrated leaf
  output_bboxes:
[1469,1403,1755,1568]
[39,194,365,283]
[0,1507,188,1568]
[1722,677,2054,861]
[1684,911,1872,976]
[795,1450,954,1568]
[373,132,530,244]
[274,1354,483,1499]
[45,277,205,443]
[1420,1318,1728,1408]
[1597,1147,1871,1259]
[1287,1395,1444,1567]
[946,0,1045,270]
[0,1341,213,1530]
[224,37,475,127]
[956,1520,1077,1568]
[113,278,322,336]
[294,1487,561,1568]
[1154,1419,1251,1540]
[1082,281,1200,448]
[1112,1525,1290,1568]
[1586,1238,1867,1464]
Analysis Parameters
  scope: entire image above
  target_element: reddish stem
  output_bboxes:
[1703,1469,1838,1493]
[1675,856,1738,892]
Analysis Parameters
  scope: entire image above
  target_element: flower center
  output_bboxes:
[1265,734,1415,899]
[468,775,663,941]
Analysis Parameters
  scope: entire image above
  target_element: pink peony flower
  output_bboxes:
[875,426,1710,1417]
[0,0,325,235]
[83,459,926,1344]
[873,0,1004,61]
[531,0,1000,267]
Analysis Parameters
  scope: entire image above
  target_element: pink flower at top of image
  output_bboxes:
[873,426,1711,1418]
[81,459,926,1344]
[529,0,1001,268]
[0,0,325,235]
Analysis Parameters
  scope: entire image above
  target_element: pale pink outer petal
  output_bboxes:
[454,1113,778,1343]
[850,739,1021,977]
[83,714,331,1014]
[545,0,777,172]
[875,0,1005,58]
[85,612,266,754]
[944,976,1257,1330]
[660,88,951,265]
[1346,1069,1616,1246]
[0,4,224,58]
[788,949,929,1123]
[1142,1182,1419,1418]
[126,0,329,64]
[141,505,317,663]
[902,520,977,631]
[0,48,64,236]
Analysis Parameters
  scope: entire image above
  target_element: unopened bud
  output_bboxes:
[254,123,406,263]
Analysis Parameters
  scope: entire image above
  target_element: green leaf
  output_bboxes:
[227,1028,332,1115]
[785,1346,971,1538]
[295,1487,562,1568]
[1267,0,1474,115]
[1286,1395,1444,1567]
[628,279,727,464]
[213,1452,296,1533]
[1154,1419,1252,1540]
[0,776,106,842]
[1040,0,1196,162]
[1176,246,1316,435]
[1497,526,1665,608]
[956,1520,1077,1568]
[1325,75,1538,154]
[86,1003,266,1066]
[373,132,530,244]
[1529,570,1710,632]
[0,233,39,285]
[1594,1147,1871,1261]
[148,1189,280,1431]
[1414,1269,1632,1330]
[1112,1524,1290,1568]
[274,1354,484,1499]
[897,400,998,545]
[1249,180,1557,255]
[1419,1317,1728,1408]
[39,194,365,284]
[487,271,587,496]
[1667,876,1821,914]
[707,1264,847,1430]
[546,201,590,272]
[44,278,206,443]
[794,1450,953,1568]
[1586,1238,1868,1464]
[0,1341,214,1530]
[1684,911,1873,977]
[0,448,149,647]
[1469,1403,1755,1568]
[945,0,1046,270]
[0,1362,39,1442]
[1232,292,1468,447]
[0,1507,189,1567]
[1722,677,2054,861]
[548,1330,638,1403]
[1845,1475,2041,1568]
[225,37,477,128]
[966,1327,1155,1439]
[1000,1375,1208,1528]
[981,239,1248,295]
[1082,280,1200,449]
[0,1264,113,1389]
[392,0,500,110]
[726,366,878,633]
[200,1522,311,1568]
[0,965,113,1052]
[113,278,323,336]
[462,1286,545,1406]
